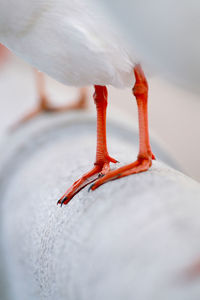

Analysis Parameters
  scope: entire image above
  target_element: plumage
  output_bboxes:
[0,0,135,88]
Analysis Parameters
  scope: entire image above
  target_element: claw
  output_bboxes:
[108,157,119,164]
[152,153,156,160]
[57,196,68,207]
[88,184,94,192]
[61,196,68,206]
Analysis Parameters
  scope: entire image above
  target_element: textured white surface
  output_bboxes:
[0,113,200,300]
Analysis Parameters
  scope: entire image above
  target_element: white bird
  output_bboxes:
[0,0,155,205]
[0,1,135,88]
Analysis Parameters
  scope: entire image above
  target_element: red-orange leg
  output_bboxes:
[0,44,10,65]
[57,85,118,206]
[10,70,87,131]
[90,64,155,191]
[34,70,87,113]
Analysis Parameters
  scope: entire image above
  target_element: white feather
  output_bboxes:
[0,0,137,88]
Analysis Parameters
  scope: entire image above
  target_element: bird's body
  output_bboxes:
[0,0,134,88]
[0,0,154,204]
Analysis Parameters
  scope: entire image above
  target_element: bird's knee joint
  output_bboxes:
[132,83,148,98]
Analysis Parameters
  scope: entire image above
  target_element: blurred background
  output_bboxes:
[0,46,199,182]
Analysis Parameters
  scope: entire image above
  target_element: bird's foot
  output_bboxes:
[57,155,118,206]
[39,87,87,113]
[89,153,155,191]
[9,88,87,131]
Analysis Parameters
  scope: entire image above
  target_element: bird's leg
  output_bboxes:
[0,44,9,65]
[34,70,87,113]
[57,85,118,206]
[90,64,155,191]
[10,69,87,130]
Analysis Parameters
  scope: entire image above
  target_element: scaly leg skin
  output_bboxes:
[57,85,118,206]
[90,64,155,191]
[10,69,87,131]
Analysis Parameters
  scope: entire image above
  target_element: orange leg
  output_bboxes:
[0,44,9,65]
[57,85,118,206]
[90,64,155,191]
[11,69,87,130]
